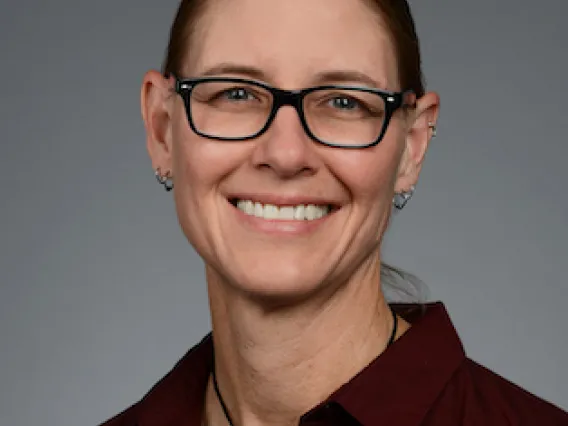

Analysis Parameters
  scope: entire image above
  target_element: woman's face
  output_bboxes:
[146,0,436,301]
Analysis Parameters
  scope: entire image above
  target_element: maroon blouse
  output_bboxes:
[100,303,568,425]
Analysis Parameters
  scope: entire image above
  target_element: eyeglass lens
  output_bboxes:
[189,81,387,146]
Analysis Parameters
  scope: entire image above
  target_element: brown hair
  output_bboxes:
[162,0,425,96]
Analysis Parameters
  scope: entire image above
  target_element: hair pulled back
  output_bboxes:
[162,0,425,97]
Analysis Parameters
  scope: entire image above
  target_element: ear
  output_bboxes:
[394,91,440,193]
[141,70,176,173]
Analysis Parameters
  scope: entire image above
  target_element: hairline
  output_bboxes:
[165,0,408,92]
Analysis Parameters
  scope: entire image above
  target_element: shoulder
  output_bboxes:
[98,404,139,426]
[98,333,213,426]
[430,357,568,425]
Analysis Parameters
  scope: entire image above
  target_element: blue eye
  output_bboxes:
[224,88,254,101]
[331,97,359,110]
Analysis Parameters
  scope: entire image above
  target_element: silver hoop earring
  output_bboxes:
[428,122,437,138]
[155,168,174,192]
[393,185,415,210]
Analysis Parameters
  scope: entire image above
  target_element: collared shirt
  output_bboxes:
[100,303,568,425]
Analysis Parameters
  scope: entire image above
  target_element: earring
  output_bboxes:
[393,185,415,210]
[428,122,437,138]
[155,167,174,192]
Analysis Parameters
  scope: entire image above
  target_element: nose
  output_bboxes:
[250,106,319,179]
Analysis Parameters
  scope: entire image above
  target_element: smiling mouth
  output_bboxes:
[228,199,339,221]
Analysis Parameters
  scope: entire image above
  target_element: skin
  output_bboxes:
[142,0,439,424]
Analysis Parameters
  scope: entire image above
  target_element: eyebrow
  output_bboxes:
[197,62,388,89]
[311,70,387,90]
[199,63,267,80]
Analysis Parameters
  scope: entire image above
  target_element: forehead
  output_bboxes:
[186,0,399,89]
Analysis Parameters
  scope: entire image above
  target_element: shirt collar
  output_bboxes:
[328,302,466,426]
[137,333,213,426]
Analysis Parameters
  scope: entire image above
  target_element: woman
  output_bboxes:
[102,0,567,424]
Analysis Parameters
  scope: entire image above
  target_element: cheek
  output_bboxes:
[334,135,404,206]
[169,113,247,249]
[170,112,243,195]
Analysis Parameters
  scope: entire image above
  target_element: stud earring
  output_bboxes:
[393,185,415,210]
[428,122,437,138]
[155,167,174,192]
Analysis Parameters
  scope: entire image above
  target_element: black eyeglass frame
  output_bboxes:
[172,75,415,149]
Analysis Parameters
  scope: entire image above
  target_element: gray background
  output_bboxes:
[0,0,567,424]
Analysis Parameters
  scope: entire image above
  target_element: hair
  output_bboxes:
[161,0,428,301]
[162,0,425,97]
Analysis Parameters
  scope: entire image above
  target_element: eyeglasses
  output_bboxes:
[173,76,415,149]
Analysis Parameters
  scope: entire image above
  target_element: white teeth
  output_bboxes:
[264,204,279,220]
[305,204,317,221]
[244,200,254,215]
[254,202,263,218]
[237,200,256,215]
[234,200,331,221]
[279,206,295,220]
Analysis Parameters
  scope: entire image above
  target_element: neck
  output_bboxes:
[204,257,408,426]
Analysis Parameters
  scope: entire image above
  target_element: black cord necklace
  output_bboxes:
[211,305,398,426]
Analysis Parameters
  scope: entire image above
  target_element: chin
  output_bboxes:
[229,260,331,308]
